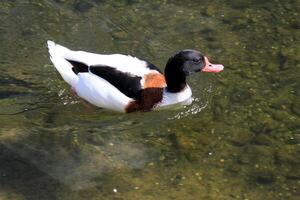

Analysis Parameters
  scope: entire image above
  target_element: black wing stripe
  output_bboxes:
[90,65,142,99]
[66,59,89,74]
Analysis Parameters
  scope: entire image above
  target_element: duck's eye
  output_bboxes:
[193,58,201,63]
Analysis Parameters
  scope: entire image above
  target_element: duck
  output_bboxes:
[47,40,224,113]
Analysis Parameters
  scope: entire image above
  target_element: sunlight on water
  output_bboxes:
[170,98,209,120]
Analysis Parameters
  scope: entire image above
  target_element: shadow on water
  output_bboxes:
[0,122,157,199]
[0,143,67,200]
[0,73,33,100]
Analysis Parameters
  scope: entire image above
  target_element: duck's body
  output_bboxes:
[47,41,223,113]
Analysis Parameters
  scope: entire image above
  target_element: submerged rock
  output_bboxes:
[291,102,300,116]
[253,168,276,184]
[228,0,251,9]
[253,134,274,146]
[230,87,251,104]
[73,0,93,12]
[93,0,105,4]
[250,117,277,135]
[286,169,300,180]
[275,148,300,165]
[228,128,253,146]
[53,0,67,3]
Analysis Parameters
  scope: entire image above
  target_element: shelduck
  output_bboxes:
[47,41,223,113]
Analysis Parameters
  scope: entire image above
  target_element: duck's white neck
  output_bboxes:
[158,85,192,107]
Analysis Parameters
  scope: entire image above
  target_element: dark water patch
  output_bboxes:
[290,20,300,29]
[93,0,106,4]
[124,0,140,5]
[0,91,27,100]
[0,106,44,116]
[228,128,254,147]
[53,0,64,3]
[21,28,36,41]
[0,143,68,200]
[291,102,300,116]
[253,168,276,184]
[73,0,94,12]
[0,74,32,87]
[252,134,274,146]
[229,87,251,104]
[228,0,252,9]
[286,171,300,181]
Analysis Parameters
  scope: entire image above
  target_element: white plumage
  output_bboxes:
[75,73,132,112]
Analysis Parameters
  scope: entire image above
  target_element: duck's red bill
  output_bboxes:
[202,57,224,73]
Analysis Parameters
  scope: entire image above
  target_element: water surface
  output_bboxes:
[0,0,299,199]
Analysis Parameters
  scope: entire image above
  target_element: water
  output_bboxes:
[0,0,299,199]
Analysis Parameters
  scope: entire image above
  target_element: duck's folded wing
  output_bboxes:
[89,65,143,99]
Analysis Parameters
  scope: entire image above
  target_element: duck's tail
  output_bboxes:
[47,40,78,86]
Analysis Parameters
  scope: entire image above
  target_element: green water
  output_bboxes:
[0,0,299,199]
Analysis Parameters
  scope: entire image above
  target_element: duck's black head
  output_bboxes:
[164,49,224,93]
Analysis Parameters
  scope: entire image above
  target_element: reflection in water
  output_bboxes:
[0,0,299,200]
